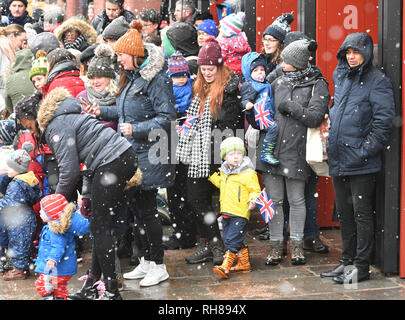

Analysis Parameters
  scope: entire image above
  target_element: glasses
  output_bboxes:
[263,38,279,43]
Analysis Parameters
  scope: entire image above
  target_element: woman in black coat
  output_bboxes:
[176,37,244,265]
[247,40,330,266]
[37,87,140,300]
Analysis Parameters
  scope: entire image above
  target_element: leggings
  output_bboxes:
[89,148,137,280]
[35,274,72,300]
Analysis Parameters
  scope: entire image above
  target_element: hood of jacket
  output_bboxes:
[241,51,267,82]
[166,22,199,57]
[46,59,79,85]
[37,86,80,132]
[138,42,166,82]
[14,171,39,187]
[221,156,255,176]
[10,48,33,73]
[336,32,374,77]
[56,17,97,44]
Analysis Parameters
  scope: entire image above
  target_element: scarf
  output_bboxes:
[85,81,116,106]
[283,63,312,83]
[176,95,213,178]
[7,11,29,26]
[63,34,86,50]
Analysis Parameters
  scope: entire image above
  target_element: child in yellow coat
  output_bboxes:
[209,137,261,279]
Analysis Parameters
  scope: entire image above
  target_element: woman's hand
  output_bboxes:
[86,104,100,117]
[120,123,133,136]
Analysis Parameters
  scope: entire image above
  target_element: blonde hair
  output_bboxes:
[0,24,26,37]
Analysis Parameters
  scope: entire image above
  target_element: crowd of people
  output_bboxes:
[0,0,396,300]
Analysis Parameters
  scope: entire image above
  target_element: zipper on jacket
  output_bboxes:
[238,186,241,202]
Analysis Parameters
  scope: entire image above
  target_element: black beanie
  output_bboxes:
[8,0,27,8]
[102,15,130,41]
[80,43,99,65]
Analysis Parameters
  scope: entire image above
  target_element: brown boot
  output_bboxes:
[230,246,252,273]
[213,250,236,279]
[3,267,29,281]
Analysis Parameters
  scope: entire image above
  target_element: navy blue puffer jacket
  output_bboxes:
[327,33,395,176]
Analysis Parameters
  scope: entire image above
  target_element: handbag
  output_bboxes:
[306,117,330,177]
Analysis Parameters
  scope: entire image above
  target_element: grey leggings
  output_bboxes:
[262,173,306,241]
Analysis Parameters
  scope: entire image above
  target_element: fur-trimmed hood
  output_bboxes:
[37,86,77,132]
[56,17,98,45]
[139,42,166,82]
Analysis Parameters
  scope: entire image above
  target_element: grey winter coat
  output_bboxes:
[247,65,330,181]
[37,87,133,200]
[327,32,395,176]
[99,43,177,190]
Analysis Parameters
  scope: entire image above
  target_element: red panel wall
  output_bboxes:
[255,0,298,52]
[315,0,378,227]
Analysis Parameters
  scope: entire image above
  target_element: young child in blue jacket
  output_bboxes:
[34,194,89,300]
[0,142,42,280]
[240,52,279,165]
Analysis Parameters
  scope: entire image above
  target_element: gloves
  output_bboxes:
[80,197,92,219]
[278,101,291,116]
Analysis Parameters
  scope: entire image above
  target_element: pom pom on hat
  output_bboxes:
[168,51,190,78]
[87,43,116,79]
[263,12,294,43]
[29,49,48,80]
[6,142,33,174]
[40,194,69,221]
[197,36,223,66]
[220,137,246,159]
[114,20,145,57]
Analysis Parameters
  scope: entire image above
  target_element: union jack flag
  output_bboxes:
[255,188,275,223]
[176,114,198,137]
[254,98,274,130]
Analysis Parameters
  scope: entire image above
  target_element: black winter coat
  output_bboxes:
[247,66,330,181]
[327,32,395,177]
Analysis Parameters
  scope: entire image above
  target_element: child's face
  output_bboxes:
[39,208,50,223]
[251,65,266,82]
[31,75,46,90]
[197,30,210,47]
[172,75,189,86]
[225,150,244,168]
[6,166,19,178]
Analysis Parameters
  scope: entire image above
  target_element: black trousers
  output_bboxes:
[167,163,196,243]
[186,177,221,242]
[126,188,164,264]
[332,173,377,272]
[89,148,137,279]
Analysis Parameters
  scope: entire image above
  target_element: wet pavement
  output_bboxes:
[1,215,405,301]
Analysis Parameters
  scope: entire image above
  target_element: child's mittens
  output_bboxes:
[44,274,53,294]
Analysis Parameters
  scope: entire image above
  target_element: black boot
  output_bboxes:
[67,272,99,300]
[320,259,353,278]
[185,238,213,264]
[332,266,370,284]
[98,279,123,300]
[208,240,224,266]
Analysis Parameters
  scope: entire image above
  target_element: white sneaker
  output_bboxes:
[139,262,169,287]
[123,257,151,280]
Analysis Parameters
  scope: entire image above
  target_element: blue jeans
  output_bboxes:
[221,216,248,253]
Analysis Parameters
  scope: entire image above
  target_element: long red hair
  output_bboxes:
[192,64,232,120]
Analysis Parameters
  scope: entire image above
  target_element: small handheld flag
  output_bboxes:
[176,114,198,137]
[254,98,274,130]
[255,188,275,223]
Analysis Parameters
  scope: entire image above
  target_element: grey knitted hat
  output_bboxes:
[28,32,60,56]
[43,6,64,24]
[7,142,33,174]
[87,44,116,79]
[102,16,130,41]
[281,39,318,70]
